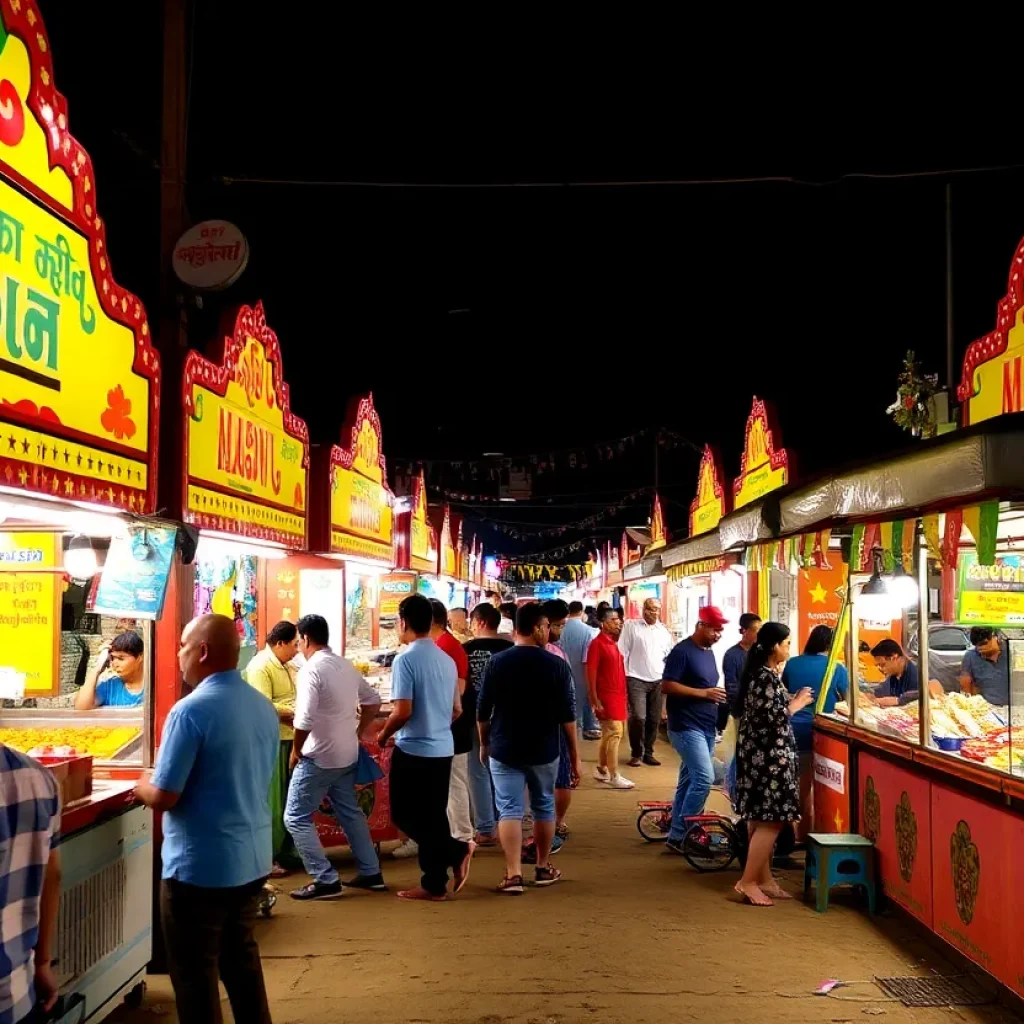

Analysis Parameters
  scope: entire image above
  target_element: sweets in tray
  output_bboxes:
[0,726,141,760]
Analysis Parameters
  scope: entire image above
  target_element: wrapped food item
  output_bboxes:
[0,726,140,760]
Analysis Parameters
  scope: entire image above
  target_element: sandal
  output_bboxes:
[534,864,561,887]
[496,874,524,895]
[733,882,773,906]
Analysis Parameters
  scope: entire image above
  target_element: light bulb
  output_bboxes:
[889,571,920,610]
[856,590,899,623]
[64,534,98,578]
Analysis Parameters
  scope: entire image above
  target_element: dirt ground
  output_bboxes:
[109,742,1019,1024]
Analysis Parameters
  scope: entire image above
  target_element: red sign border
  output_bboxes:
[0,1,161,513]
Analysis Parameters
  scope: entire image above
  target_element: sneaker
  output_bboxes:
[608,774,636,790]
[497,874,525,895]
[290,880,342,901]
[343,873,388,892]
[534,864,562,887]
[392,838,419,859]
[474,832,499,848]
[642,754,662,766]
[583,730,602,741]
[628,756,643,767]
[550,834,564,855]
[593,766,611,783]
[664,838,686,856]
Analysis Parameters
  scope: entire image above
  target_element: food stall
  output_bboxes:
[181,302,310,673]
[309,392,395,655]
[787,243,1024,997]
[0,5,161,1014]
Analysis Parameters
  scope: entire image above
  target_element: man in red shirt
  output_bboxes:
[586,606,634,789]
[429,600,472,841]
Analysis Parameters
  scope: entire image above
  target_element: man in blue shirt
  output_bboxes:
[870,639,921,706]
[661,606,728,854]
[558,601,601,739]
[721,612,760,799]
[135,614,279,1024]
[376,594,473,902]
[959,627,1010,706]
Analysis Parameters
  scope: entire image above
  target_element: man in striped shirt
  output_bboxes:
[0,745,61,1023]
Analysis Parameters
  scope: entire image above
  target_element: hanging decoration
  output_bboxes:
[886,350,939,437]
[942,509,964,571]
[498,562,591,585]
[923,513,942,563]
[477,489,648,538]
[962,502,999,566]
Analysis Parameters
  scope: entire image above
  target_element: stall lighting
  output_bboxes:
[326,554,391,574]
[856,552,899,621]
[0,493,127,538]
[65,534,99,579]
[197,532,287,560]
[888,566,920,609]
[499,497,516,503]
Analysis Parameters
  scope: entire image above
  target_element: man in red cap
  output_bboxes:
[660,606,728,854]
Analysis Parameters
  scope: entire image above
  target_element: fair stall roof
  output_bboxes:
[779,415,1024,536]
[623,553,664,582]
[661,497,777,569]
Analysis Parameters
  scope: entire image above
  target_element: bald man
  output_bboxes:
[619,598,673,766]
[136,614,279,1024]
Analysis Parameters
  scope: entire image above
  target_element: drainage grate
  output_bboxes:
[874,975,992,1007]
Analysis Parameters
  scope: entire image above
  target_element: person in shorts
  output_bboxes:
[478,602,579,894]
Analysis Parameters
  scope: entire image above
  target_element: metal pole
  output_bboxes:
[917,528,931,749]
[945,183,955,393]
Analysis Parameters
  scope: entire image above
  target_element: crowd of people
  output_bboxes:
[10,579,981,1022]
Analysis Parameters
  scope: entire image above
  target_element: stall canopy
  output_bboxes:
[0,17,160,514]
[182,302,309,547]
[779,415,1024,536]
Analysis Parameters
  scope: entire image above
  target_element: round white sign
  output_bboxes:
[171,219,249,291]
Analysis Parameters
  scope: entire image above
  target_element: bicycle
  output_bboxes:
[636,800,746,872]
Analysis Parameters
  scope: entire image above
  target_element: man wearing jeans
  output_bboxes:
[661,606,728,856]
[558,601,600,739]
[135,614,279,1024]
[478,602,579,894]
[284,614,385,900]
[376,594,474,902]
[619,597,673,767]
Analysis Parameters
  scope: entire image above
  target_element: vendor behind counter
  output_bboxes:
[959,627,1010,706]
[74,631,146,709]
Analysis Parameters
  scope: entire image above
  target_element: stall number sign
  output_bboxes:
[813,752,846,795]
[956,552,1024,626]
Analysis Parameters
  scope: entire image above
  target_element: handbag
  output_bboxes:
[354,744,384,786]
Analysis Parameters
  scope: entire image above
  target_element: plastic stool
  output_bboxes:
[803,833,877,914]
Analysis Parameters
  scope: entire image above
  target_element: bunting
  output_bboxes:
[962,501,999,566]
[879,522,895,572]
[923,513,942,563]
[942,509,964,571]
[849,523,866,572]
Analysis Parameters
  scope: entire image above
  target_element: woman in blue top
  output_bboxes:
[781,624,848,840]
[75,631,146,709]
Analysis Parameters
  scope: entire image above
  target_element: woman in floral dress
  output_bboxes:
[734,622,813,906]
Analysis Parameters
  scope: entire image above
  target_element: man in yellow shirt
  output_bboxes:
[246,621,300,874]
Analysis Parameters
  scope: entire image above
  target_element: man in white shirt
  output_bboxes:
[284,614,385,900]
[619,598,674,767]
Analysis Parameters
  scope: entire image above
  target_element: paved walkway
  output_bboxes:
[111,742,1018,1023]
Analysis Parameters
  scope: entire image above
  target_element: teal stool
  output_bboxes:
[804,833,877,914]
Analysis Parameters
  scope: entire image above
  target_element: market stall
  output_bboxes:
[0,6,161,1013]
[181,301,309,673]
[309,392,396,654]
[786,257,1024,998]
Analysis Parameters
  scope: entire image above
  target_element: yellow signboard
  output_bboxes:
[0,531,60,695]
[0,10,157,512]
[330,394,394,563]
[184,303,308,547]
[409,470,434,572]
[689,445,727,537]
[959,238,1024,425]
[733,397,789,510]
[439,505,457,577]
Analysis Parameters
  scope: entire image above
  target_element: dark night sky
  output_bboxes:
[37,3,1024,556]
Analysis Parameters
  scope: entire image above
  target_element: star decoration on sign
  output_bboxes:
[809,582,828,604]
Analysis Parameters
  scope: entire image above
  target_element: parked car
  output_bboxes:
[906,623,1024,691]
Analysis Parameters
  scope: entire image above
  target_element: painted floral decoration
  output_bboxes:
[100,384,136,440]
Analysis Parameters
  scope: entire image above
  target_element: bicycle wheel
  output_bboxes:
[636,807,672,843]
[681,819,738,871]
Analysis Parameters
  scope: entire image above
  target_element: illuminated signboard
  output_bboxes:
[648,494,666,550]
[956,551,1024,627]
[733,396,789,510]
[409,469,435,573]
[689,445,727,537]
[330,393,394,563]
[183,302,308,546]
[959,234,1024,425]
[0,4,159,512]
[438,504,457,578]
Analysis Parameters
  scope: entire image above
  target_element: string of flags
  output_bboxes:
[491,535,602,562]
[477,490,648,538]
[498,562,592,585]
